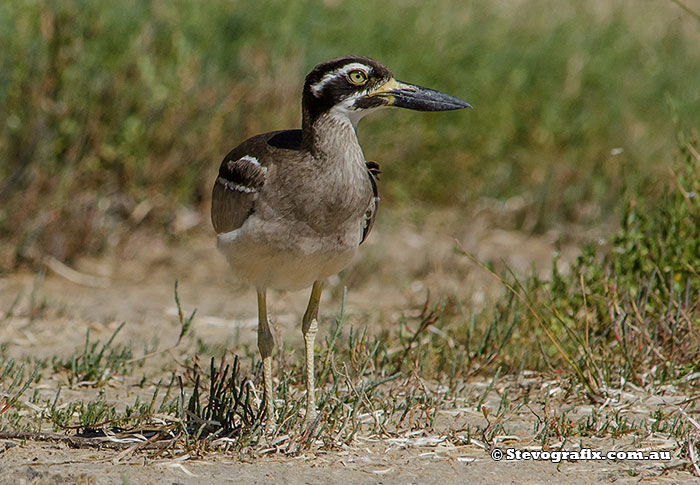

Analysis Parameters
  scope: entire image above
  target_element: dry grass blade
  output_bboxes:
[126,281,196,364]
[42,255,110,288]
[670,0,700,22]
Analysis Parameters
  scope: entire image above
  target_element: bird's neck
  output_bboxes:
[302,110,364,163]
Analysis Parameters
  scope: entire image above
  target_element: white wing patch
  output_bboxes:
[216,155,267,193]
[216,176,257,194]
[240,155,263,167]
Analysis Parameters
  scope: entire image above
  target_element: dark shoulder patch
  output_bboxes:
[267,129,303,150]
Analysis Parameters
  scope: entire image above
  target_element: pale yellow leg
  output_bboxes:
[257,288,276,432]
[302,280,323,425]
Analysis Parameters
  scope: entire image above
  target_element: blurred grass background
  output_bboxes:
[0,0,698,267]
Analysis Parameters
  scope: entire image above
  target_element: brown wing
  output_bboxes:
[211,153,267,234]
[211,130,302,234]
[360,161,381,244]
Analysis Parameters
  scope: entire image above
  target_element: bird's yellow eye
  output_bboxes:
[347,70,368,85]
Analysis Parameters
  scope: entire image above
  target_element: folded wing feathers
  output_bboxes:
[360,161,381,244]
[211,155,267,234]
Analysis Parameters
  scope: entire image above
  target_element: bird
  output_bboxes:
[211,56,471,431]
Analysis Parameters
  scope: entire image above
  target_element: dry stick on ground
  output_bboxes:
[41,255,110,288]
[108,431,174,463]
[0,430,176,451]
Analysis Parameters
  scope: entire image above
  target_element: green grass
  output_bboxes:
[51,321,133,386]
[505,135,700,389]
[1,0,699,265]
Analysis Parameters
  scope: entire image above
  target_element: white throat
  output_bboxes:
[328,95,381,130]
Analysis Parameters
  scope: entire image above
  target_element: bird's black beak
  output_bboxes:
[368,78,472,111]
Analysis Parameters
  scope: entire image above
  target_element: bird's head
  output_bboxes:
[302,56,471,130]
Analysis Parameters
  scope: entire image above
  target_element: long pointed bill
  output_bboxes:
[370,78,472,111]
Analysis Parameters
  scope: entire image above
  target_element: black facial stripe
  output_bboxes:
[304,77,363,119]
[353,96,387,110]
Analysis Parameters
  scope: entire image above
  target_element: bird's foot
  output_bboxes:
[264,418,277,441]
[304,407,319,429]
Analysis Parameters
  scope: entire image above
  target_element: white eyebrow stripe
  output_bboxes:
[309,63,372,96]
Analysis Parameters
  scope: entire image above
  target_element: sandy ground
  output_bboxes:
[0,210,696,484]
[0,442,691,484]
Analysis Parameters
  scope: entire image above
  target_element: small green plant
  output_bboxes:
[174,280,196,345]
[52,322,132,386]
[183,355,263,442]
[0,359,40,427]
[76,394,118,429]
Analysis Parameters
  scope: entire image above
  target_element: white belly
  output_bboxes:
[216,214,362,290]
